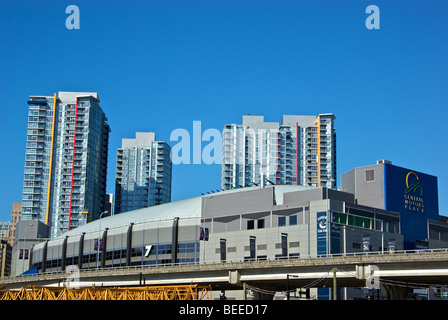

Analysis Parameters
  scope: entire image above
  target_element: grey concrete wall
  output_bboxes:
[341,164,385,209]
[203,187,274,219]
[283,188,354,205]
[341,169,355,194]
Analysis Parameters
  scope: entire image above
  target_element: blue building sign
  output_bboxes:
[317,211,328,256]
[383,163,439,248]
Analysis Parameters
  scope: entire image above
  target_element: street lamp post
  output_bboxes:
[96,211,108,270]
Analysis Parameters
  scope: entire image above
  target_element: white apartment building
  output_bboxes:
[221,114,336,190]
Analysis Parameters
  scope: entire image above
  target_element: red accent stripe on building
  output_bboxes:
[68,98,79,231]
[296,122,299,185]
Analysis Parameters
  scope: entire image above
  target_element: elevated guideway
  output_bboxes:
[2,249,448,299]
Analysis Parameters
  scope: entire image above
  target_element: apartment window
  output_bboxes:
[220,239,226,262]
[388,223,396,233]
[247,219,265,229]
[289,216,297,226]
[366,170,375,182]
[278,216,286,227]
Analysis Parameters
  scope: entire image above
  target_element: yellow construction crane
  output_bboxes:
[0,284,211,301]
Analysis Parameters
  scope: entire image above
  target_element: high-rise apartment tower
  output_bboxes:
[222,114,336,190]
[114,132,172,214]
[22,92,110,238]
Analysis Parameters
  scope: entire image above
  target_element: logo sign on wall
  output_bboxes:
[144,245,153,257]
[317,211,328,255]
[384,163,439,245]
[404,171,424,213]
[388,240,396,253]
[362,236,370,252]
[199,227,209,241]
[317,213,327,233]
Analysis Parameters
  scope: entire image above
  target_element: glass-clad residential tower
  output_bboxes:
[22,92,110,238]
[114,132,172,214]
[222,114,336,190]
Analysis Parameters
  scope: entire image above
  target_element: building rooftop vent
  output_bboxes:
[377,160,392,165]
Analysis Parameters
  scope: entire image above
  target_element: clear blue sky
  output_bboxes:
[0,0,447,222]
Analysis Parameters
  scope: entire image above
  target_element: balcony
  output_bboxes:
[27,99,47,105]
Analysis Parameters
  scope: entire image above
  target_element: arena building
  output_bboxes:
[29,185,405,274]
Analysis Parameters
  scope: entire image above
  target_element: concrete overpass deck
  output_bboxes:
[2,249,448,297]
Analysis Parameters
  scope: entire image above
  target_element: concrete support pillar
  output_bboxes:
[253,291,274,300]
[100,228,108,269]
[172,217,180,264]
[61,236,68,271]
[381,284,409,300]
[126,223,134,267]
[41,240,48,273]
[78,232,85,270]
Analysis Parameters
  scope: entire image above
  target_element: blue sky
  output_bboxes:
[0,0,447,222]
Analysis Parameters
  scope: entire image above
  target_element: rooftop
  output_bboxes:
[57,185,312,238]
